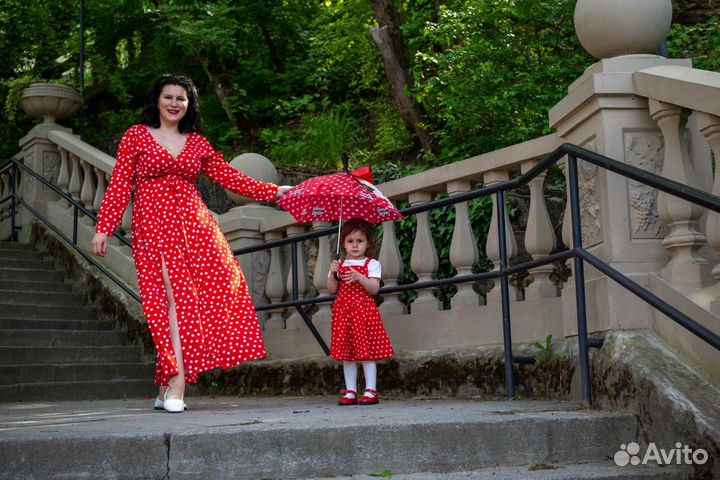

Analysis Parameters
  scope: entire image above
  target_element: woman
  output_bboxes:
[91,74,290,412]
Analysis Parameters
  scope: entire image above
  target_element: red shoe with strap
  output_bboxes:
[338,389,358,406]
[359,388,379,405]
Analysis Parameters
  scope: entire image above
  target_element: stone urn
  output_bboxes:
[19,83,82,124]
[574,0,672,59]
[227,153,279,205]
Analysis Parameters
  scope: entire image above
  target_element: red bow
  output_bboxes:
[351,166,374,185]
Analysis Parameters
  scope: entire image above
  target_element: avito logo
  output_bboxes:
[614,442,708,466]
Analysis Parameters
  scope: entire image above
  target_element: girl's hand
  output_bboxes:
[276,185,293,200]
[329,260,340,274]
[341,267,364,283]
[91,233,109,257]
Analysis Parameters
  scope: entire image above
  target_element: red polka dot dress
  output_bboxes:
[96,124,278,386]
[330,258,394,361]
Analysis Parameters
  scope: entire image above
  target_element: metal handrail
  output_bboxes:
[5,142,720,405]
[233,143,720,404]
[0,158,139,302]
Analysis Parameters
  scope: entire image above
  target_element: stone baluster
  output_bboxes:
[409,191,440,312]
[649,100,711,287]
[697,113,720,312]
[447,180,481,309]
[57,147,70,207]
[0,172,6,219]
[312,221,333,324]
[379,216,406,315]
[79,160,96,224]
[522,160,559,299]
[264,230,286,330]
[559,157,573,250]
[285,225,310,328]
[68,153,82,208]
[484,170,518,303]
[120,198,133,236]
[93,168,106,213]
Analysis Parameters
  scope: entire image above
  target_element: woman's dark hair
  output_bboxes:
[340,218,378,258]
[139,74,202,134]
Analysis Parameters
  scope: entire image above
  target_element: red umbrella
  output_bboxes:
[277,165,403,256]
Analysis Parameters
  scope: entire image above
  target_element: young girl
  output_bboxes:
[327,218,395,406]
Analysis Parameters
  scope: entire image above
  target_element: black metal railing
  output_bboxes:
[232,143,720,404]
[0,157,139,303]
[4,143,720,405]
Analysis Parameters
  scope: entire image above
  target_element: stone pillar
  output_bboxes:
[447,180,482,309]
[285,224,310,329]
[484,170,518,304]
[408,191,441,313]
[264,230,286,330]
[378,216,406,316]
[650,100,711,288]
[312,221,333,326]
[522,160,558,300]
[549,55,692,336]
[220,205,275,321]
[697,113,720,313]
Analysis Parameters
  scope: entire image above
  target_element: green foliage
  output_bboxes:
[368,469,393,478]
[667,17,720,72]
[533,335,554,365]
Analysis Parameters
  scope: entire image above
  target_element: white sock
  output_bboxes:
[343,361,358,397]
[362,361,377,396]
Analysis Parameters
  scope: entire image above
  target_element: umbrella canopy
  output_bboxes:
[277,170,403,225]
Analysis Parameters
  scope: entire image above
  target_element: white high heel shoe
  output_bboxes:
[163,388,185,413]
[154,397,187,410]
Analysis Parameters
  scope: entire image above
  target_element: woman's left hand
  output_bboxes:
[276,185,293,200]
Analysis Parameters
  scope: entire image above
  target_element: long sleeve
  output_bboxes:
[95,125,140,236]
[200,138,278,203]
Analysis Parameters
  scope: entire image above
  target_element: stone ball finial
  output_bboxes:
[574,0,672,60]
[227,153,279,205]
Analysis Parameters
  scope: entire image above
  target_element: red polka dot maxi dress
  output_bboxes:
[330,258,395,361]
[96,124,278,386]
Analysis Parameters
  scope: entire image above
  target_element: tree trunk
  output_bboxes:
[369,0,440,155]
[197,54,255,141]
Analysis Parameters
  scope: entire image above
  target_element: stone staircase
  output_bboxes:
[0,241,155,402]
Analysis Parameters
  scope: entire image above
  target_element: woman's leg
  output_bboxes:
[158,256,185,401]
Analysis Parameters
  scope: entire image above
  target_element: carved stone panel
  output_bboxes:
[623,131,666,239]
[579,139,601,247]
[43,150,60,190]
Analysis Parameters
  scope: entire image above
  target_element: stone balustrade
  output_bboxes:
[5,56,720,377]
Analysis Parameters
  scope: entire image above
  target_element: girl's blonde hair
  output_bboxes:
[340,218,378,258]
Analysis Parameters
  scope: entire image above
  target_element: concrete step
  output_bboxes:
[0,249,46,261]
[0,398,644,479]
[0,242,33,251]
[0,318,114,330]
[0,258,54,270]
[0,346,141,365]
[0,290,87,306]
[0,279,73,293]
[308,464,685,479]
[0,378,156,402]
[0,267,65,282]
[0,303,95,320]
[0,362,156,385]
[0,329,127,346]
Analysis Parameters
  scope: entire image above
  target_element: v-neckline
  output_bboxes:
[143,124,190,161]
